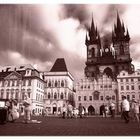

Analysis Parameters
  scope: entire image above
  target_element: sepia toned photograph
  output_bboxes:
[0,3,140,136]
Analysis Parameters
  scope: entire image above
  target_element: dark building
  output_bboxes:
[85,12,134,81]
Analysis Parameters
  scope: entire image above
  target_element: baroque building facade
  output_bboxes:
[44,58,75,115]
[0,64,45,115]
[117,70,140,103]
[75,13,135,114]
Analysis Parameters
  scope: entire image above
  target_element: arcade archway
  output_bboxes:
[88,105,95,115]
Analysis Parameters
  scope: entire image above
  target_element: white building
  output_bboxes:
[44,58,75,115]
[0,64,45,115]
[117,69,140,104]
[75,75,117,115]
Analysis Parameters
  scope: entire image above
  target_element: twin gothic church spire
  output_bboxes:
[85,12,130,46]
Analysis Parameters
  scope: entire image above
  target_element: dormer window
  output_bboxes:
[25,69,31,76]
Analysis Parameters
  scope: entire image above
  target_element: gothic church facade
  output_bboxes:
[75,13,134,114]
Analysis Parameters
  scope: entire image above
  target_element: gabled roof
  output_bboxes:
[50,58,68,72]
[4,71,22,80]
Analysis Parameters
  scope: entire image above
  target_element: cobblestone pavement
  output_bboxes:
[0,116,140,136]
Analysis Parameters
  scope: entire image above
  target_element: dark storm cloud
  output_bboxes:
[0,5,62,63]
[62,4,91,28]
[62,4,88,22]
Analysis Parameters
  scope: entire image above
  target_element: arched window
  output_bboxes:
[91,48,95,57]
[48,81,51,87]
[55,81,57,87]
[103,67,113,78]
[112,95,115,100]
[48,92,51,99]
[60,92,64,99]
[61,80,64,87]
[120,45,124,55]
[54,92,57,99]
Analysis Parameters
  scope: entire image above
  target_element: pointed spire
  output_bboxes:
[112,29,114,42]
[126,28,130,41]
[96,26,98,36]
[85,32,89,45]
[114,23,117,34]
[122,21,125,33]
[98,33,101,48]
[117,11,122,30]
[90,15,96,36]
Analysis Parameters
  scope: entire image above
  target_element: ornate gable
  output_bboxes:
[4,71,22,80]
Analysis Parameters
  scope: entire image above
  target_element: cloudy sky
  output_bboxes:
[0,4,140,81]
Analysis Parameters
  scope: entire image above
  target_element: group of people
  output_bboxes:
[5,93,32,124]
[121,95,140,123]
[61,103,86,119]
[100,102,116,119]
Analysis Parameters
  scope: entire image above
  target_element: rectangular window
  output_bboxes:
[28,79,31,86]
[12,80,15,86]
[121,95,124,100]
[100,96,103,101]
[78,96,81,101]
[131,78,134,82]
[121,86,124,90]
[23,80,26,86]
[94,94,99,100]
[120,79,123,82]
[6,92,9,99]
[126,85,129,90]
[131,85,134,90]
[8,80,10,86]
[138,78,140,81]
[0,92,4,99]
[89,96,92,101]
[132,95,135,99]
[15,92,19,99]
[84,96,87,101]
[127,95,130,100]
[17,80,19,86]
[126,78,129,82]
[2,81,4,87]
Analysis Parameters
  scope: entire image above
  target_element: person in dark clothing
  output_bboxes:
[78,103,84,118]
[101,104,106,118]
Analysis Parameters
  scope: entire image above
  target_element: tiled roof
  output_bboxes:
[0,64,35,72]
[50,58,68,72]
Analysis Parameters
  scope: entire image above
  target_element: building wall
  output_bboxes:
[75,75,118,115]
[44,72,74,115]
[117,70,140,103]
[0,65,45,116]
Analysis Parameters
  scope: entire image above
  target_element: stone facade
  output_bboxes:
[44,58,75,115]
[0,64,45,115]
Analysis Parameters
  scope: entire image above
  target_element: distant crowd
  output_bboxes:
[1,94,140,124]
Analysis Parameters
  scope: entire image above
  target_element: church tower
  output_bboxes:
[112,12,134,74]
[84,13,134,81]
[85,17,101,80]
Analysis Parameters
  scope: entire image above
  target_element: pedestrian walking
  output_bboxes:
[23,93,32,123]
[121,96,130,123]
[110,102,115,119]
[78,103,84,118]
[100,103,106,118]
[73,108,79,118]
[8,99,19,122]
[62,104,67,119]
[67,103,73,118]
[130,98,139,123]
